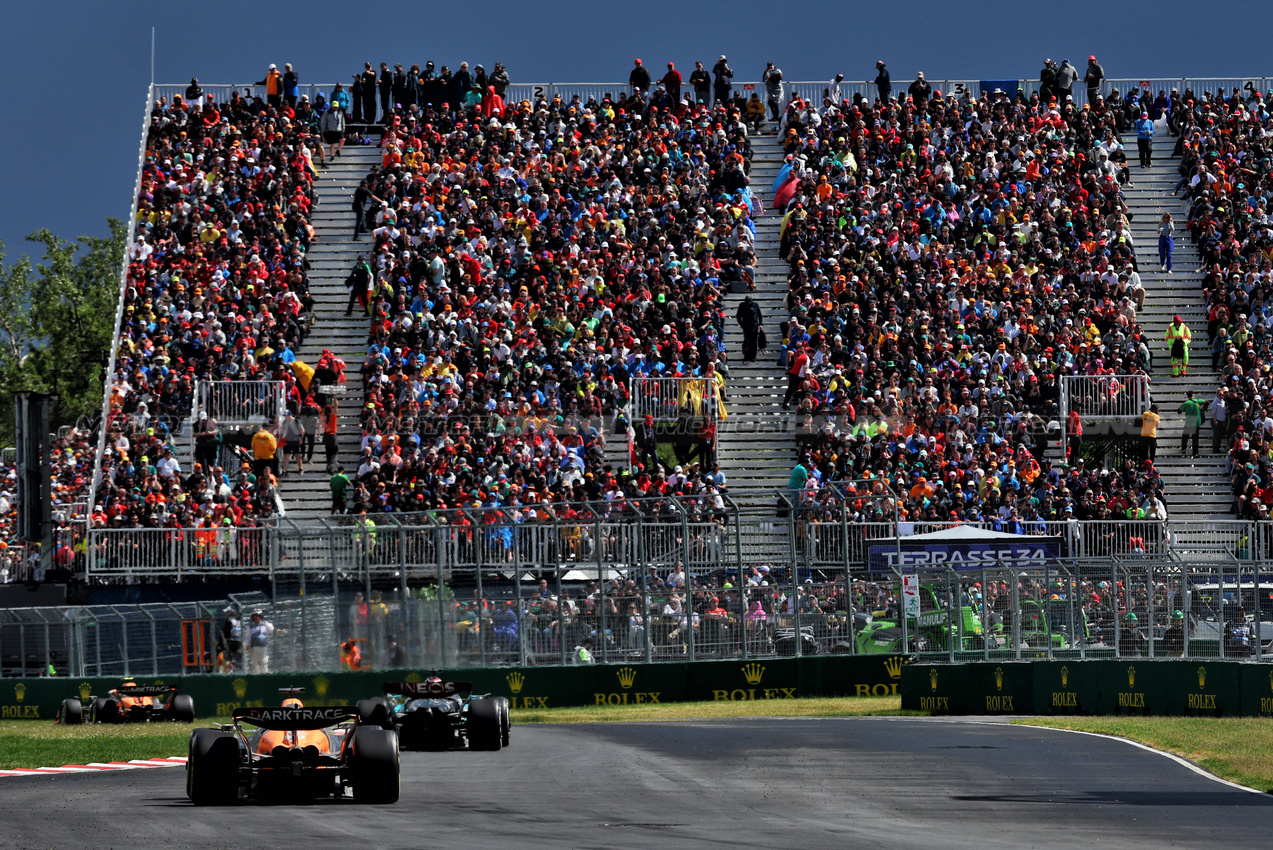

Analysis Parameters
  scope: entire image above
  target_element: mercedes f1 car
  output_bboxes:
[58,682,195,724]
[185,689,399,805]
[357,679,509,752]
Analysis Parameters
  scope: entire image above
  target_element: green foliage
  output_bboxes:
[0,219,125,441]
[417,584,456,601]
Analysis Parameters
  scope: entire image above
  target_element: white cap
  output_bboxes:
[269,63,277,70]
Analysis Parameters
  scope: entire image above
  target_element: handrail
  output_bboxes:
[88,82,153,522]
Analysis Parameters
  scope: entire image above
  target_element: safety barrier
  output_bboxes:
[901,659,1272,717]
[0,654,907,718]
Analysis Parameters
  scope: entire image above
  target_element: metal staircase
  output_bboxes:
[273,146,381,519]
[1121,131,1231,519]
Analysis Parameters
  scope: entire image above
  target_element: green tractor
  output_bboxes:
[854,584,985,654]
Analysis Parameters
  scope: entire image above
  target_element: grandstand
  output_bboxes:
[6,69,1273,591]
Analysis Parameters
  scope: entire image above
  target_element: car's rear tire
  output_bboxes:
[93,697,117,724]
[350,727,399,804]
[495,697,510,747]
[60,698,83,725]
[188,730,239,806]
[357,698,392,729]
[169,694,196,723]
[468,698,502,751]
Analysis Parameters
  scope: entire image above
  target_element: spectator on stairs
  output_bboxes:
[1157,212,1174,274]
[736,295,764,362]
[1166,315,1192,377]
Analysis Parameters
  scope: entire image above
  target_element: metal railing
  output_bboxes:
[70,505,1273,583]
[88,82,153,523]
[1060,374,1151,457]
[191,380,286,427]
[630,376,721,423]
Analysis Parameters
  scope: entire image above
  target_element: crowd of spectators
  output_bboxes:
[336,57,763,522]
[89,80,336,536]
[769,79,1170,531]
[1164,86,1273,519]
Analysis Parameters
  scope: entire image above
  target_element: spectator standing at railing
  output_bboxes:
[256,63,283,108]
[712,55,732,104]
[330,81,350,114]
[185,77,204,107]
[1054,59,1078,101]
[1039,59,1057,103]
[320,101,345,160]
[629,58,651,94]
[359,63,378,124]
[350,73,364,123]
[689,61,711,104]
[661,62,682,103]
[490,62,510,98]
[283,63,299,108]
[379,62,394,121]
[763,62,784,122]
[1084,56,1104,105]
[874,60,890,102]
[906,72,931,109]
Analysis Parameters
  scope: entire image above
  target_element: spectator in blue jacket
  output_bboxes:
[1136,111,1154,167]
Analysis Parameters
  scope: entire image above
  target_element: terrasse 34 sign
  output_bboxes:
[867,529,1061,574]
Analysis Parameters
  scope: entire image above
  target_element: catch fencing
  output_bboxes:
[7,554,1272,677]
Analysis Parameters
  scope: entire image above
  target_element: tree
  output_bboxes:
[0,219,126,443]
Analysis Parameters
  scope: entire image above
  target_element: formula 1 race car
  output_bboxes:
[58,682,195,725]
[185,689,399,806]
[357,679,509,752]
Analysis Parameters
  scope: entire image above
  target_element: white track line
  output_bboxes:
[0,755,186,778]
[1014,723,1267,795]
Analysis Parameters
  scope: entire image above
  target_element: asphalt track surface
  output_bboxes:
[3,717,1269,849]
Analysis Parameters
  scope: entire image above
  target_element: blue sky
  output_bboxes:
[1,0,1268,258]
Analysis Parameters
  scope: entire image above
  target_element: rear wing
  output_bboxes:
[233,705,359,730]
[114,685,177,697]
[383,680,472,698]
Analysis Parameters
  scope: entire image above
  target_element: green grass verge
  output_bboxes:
[510,695,916,724]
[1011,717,1273,793]
[0,720,206,770]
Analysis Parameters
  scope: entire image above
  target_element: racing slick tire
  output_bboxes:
[496,697,510,747]
[60,698,83,725]
[468,698,503,751]
[169,694,196,723]
[356,698,392,729]
[93,697,117,724]
[350,727,400,804]
[188,730,239,806]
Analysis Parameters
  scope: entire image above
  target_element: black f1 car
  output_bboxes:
[186,689,399,806]
[357,679,509,752]
[58,682,195,725]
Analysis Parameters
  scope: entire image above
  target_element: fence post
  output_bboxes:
[981,566,989,662]
[147,608,158,676]
[1147,560,1156,659]
[1012,568,1021,661]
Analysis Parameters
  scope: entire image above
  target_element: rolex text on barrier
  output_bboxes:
[903,661,1247,716]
